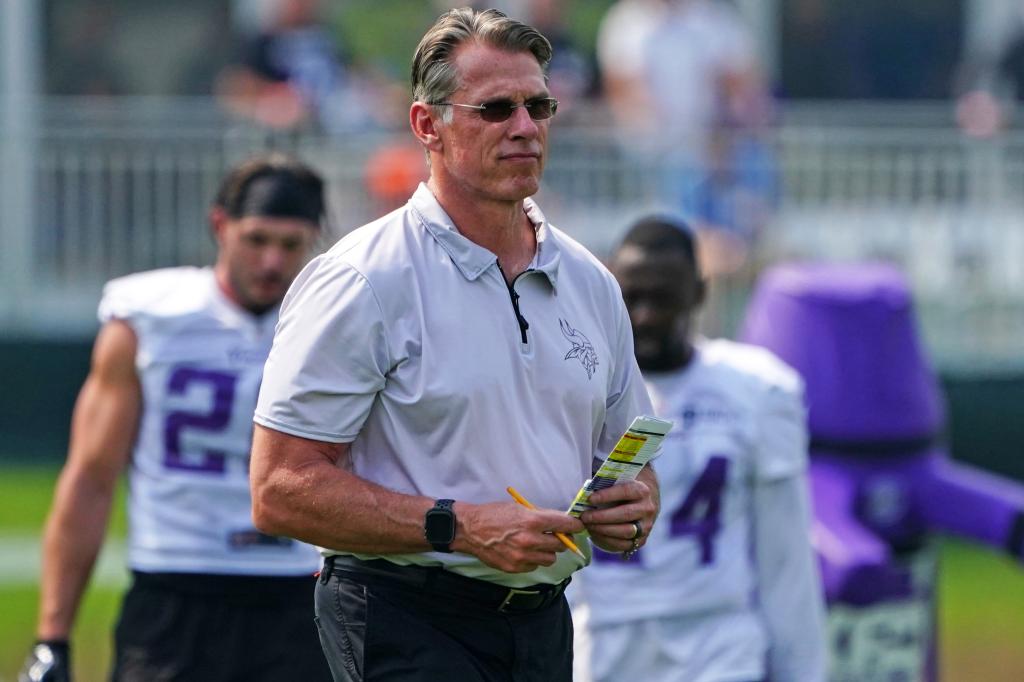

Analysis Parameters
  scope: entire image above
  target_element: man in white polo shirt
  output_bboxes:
[250,7,658,682]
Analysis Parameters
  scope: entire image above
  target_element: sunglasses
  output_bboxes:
[430,97,559,123]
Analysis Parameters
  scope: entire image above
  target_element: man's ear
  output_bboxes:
[410,101,443,154]
[209,206,229,245]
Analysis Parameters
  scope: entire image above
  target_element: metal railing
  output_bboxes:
[3,97,1023,371]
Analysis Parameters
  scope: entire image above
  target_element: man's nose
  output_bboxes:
[507,105,540,137]
[630,301,659,327]
[260,246,287,271]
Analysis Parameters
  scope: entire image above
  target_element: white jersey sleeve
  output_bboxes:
[706,339,808,480]
[99,267,208,326]
[754,476,828,681]
[754,375,808,481]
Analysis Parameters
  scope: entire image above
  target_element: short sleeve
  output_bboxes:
[254,254,390,443]
[754,378,809,481]
[98,276,139,324]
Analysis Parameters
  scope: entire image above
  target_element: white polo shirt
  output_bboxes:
[255,183,652,587]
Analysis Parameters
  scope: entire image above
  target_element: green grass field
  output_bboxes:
[0,466,128,682]
[2,465,1023,682]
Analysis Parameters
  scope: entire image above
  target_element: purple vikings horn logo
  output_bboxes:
[560,318,598,379]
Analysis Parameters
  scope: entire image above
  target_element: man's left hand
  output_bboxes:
[579,468,659,555]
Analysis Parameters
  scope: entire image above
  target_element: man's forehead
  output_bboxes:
[614,244,682,267]
[614,245,693,277]
[236,214,318,235]
[451,42,547,96]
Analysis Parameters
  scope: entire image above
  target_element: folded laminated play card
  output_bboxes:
[567,415,673,517]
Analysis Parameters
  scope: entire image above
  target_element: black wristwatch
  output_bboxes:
[424,498,456,553]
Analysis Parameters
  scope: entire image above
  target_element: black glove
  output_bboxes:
[18,641,71,682]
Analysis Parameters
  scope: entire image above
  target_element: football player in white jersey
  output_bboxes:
[571,216,827,682]
[19,155,332,682]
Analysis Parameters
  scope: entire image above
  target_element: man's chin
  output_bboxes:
[240,288,284,314]
[634,339,661,358]
[496,175,540,201]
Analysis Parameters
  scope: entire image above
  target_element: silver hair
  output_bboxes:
[411,7,552,112]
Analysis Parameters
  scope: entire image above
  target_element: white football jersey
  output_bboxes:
[573,338,808,677]
[99,267,320,575]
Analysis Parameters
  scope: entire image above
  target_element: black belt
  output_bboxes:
[321,555,570,614]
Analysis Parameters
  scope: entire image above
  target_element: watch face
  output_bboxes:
[425,509,455,543]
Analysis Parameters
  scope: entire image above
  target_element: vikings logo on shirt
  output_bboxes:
[560,318,598,379]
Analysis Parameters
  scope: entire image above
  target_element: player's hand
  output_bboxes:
[453,501,585,573]
[18,641,71,682]
[579,479,659,555]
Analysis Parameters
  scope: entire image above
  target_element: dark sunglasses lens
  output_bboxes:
[480,101,516,122]
[527,99,557,120]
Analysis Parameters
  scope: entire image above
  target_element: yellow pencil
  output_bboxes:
[506,486,586,559]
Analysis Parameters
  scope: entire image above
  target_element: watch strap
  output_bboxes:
[426,498,456,553]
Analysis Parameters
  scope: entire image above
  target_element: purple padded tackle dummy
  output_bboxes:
[741,262,1024,682]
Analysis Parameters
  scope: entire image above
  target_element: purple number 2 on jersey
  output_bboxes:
[163,367,239,474]
[593,456,730,566]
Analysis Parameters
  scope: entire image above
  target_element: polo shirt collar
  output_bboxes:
[525,195,562,291]
[410,183,561,290]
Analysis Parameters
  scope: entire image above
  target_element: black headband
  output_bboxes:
[233,174,323,227]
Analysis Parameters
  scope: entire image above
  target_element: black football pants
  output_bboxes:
[314,560,574,682]
[111,571,332,682]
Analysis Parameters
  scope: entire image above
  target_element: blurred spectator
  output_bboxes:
[596,0,775,275]
[598,0,769,152]
[216,0,379,133]
[175,3,236,96]
[683,124,779,278]
[47,2,128,96]
[522,0,598,115]
[595,0,667,147]
[956,7,1024,137]
[644,0,769,156]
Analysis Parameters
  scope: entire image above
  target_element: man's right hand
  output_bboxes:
[18,641,71,682]
[452,501,585,573]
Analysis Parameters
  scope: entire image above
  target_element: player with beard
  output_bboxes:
[571,215,827,682]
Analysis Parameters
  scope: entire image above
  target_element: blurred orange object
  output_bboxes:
[365,143,429,211]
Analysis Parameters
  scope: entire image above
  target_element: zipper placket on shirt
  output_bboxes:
[496,263,533,345]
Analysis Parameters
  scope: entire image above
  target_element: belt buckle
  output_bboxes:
[497,587,541,613]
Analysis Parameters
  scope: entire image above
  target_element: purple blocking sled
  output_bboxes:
[740,262,1024,682]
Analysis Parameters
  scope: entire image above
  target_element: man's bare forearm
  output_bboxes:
[37,320,139,640]
[250,432,437,554]
[250,425,585,572]
[37,468,117,639]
